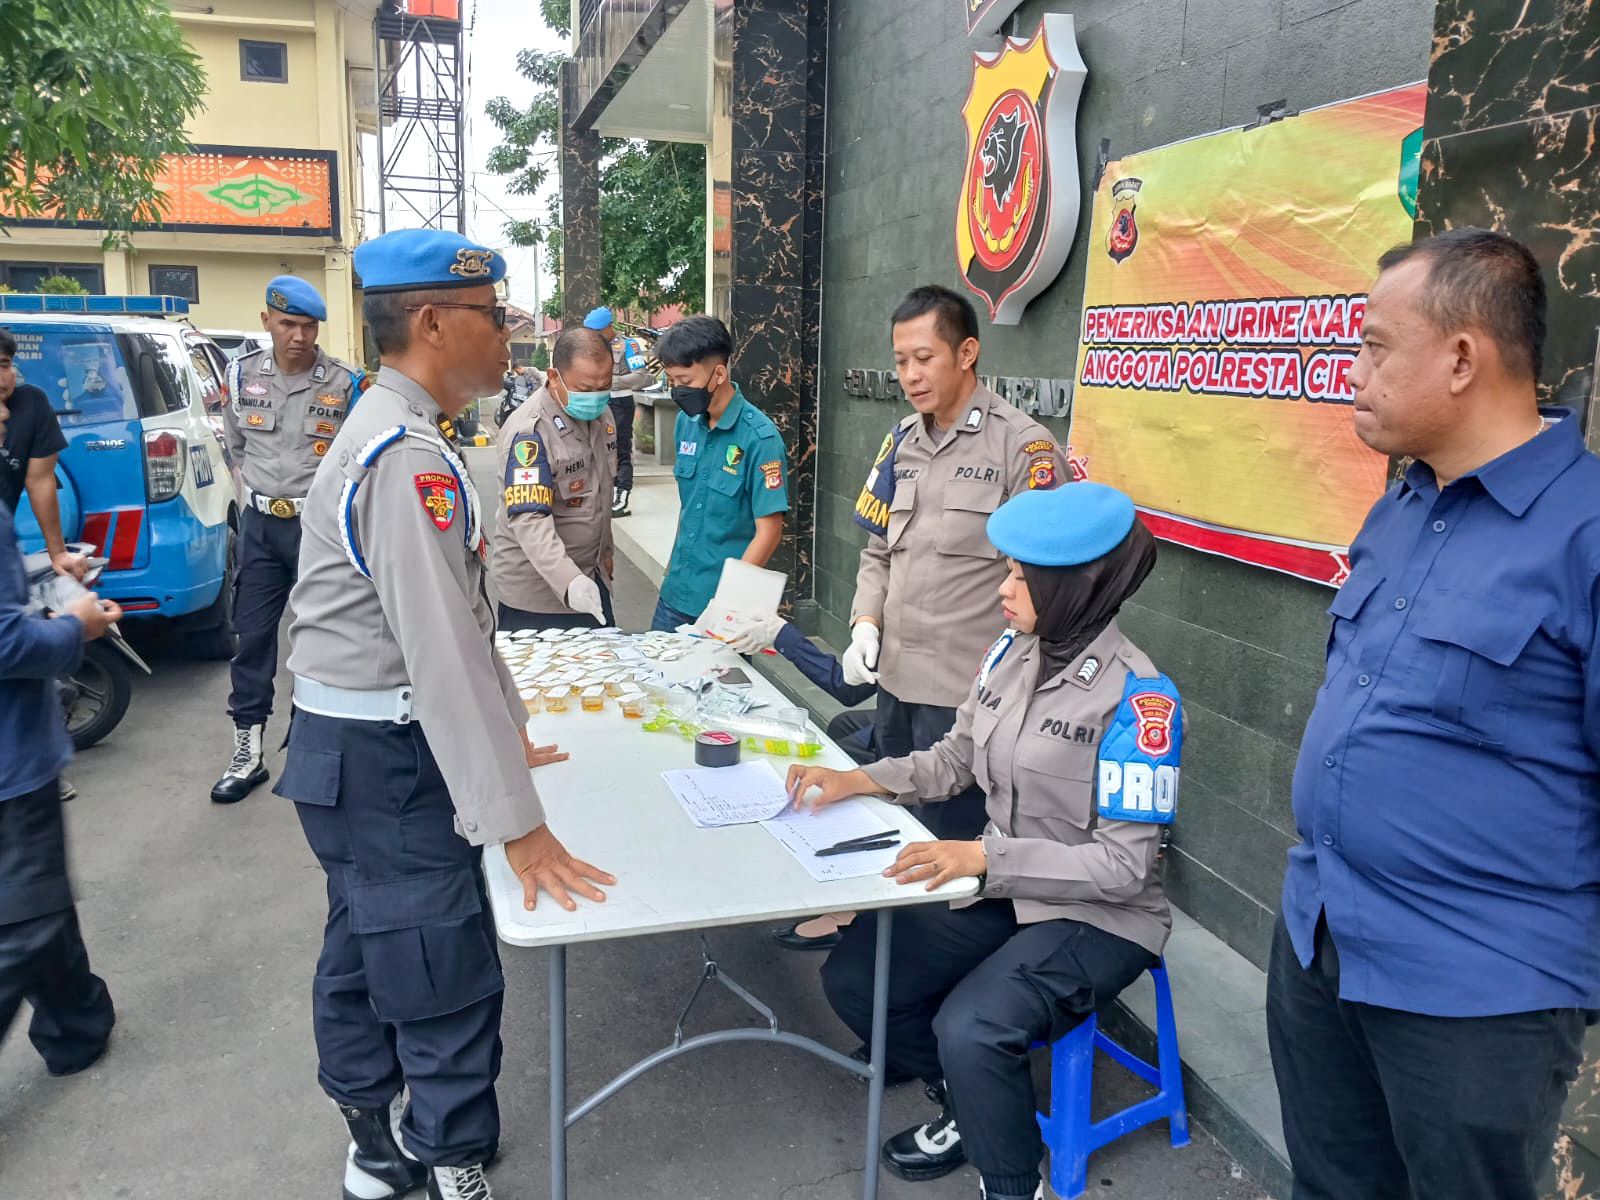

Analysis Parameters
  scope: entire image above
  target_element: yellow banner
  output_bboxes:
[1068,85,1426,585]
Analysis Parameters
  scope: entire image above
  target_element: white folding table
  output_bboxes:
[485,640,978,1200]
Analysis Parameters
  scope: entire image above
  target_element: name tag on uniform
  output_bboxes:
[679,440,698,457]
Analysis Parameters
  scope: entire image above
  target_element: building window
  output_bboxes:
[239,39,288,83]
[1,263,105,294]
[149,265,200,303]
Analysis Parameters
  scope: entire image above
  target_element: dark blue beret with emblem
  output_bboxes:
[265,275,327,321]
[987,483,1138,567]
[354,229,507,295]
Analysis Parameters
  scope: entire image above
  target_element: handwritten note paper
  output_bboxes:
[762,801,898,881]
[661,760,792,828]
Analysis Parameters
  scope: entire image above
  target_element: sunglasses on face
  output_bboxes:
[405,301,508,330]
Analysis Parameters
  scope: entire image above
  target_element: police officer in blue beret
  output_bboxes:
[279,229,612,1200]
[210,276,365,804]
[790,484,1183,1200]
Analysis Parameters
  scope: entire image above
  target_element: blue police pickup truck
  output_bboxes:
[3,294,239,658]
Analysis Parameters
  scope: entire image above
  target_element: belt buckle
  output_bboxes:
[268,497,295,519]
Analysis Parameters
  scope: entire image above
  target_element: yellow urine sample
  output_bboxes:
[522,693,542,715]
[580,686,606,712]
[603,679,626,697]
[544,689,571,714]
[620,695,648,719]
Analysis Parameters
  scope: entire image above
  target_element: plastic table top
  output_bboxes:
[485,637,979,948]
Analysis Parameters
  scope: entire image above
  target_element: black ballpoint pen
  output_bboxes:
[815,839,900,857]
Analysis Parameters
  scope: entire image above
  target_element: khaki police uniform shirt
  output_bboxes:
[861,622,1172,957]
[851,384,1062,708]
[224,345,362,500]
[286,366,543,847]
[489,385,617,614]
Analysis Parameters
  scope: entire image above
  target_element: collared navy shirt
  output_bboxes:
[1286,411,1600,1016]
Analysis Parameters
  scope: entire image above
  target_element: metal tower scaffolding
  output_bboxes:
[374,3,466,234]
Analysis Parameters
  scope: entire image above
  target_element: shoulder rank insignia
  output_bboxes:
[415,472,459,531]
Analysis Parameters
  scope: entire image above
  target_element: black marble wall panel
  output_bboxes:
[1418,6,1600,1191]
[559,61,603,321]
[1418,0,1600,432]
[719,0,827,607]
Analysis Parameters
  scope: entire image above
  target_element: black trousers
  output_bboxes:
[277,711,505,1167]
[608,395,635,491]
[0,781,115,1074]
[1266,914,1587,1200]
[227,506,301,727]
[825,707,877,766]
[497,576,615,632]
[874,687,988,838]
[822,902,1155,1192]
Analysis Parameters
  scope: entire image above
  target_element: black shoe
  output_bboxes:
[882,1083,966,1182]
[211,724,268,804]
[45,1039,109,1078]
[848,1044,918,1087]
[341,1102,427,1200]
[772,921,842,951]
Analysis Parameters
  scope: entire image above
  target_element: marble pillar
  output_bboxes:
[559,60,603,322]
[708,0,828,611]
[1416,8,1600,1192]
[1416,1,1600,444]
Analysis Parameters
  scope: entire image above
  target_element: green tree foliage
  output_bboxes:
[35,274,88,295]
[530,341,551,370]
[484,7,705,317]
[0,0,206,240]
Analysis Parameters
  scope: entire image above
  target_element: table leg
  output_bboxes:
[550,944,567,1200]
[862,909,894,1200]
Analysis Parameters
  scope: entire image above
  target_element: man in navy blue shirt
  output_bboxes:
[1270,229,1600,1200]
[0,387,121,1075]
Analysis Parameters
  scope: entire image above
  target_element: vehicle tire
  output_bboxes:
[183,519,239,661]
[64,641,134,751]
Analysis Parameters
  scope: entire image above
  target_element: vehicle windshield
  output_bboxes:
[8,325,137,425]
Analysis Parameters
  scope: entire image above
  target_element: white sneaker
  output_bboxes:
[428,1164,492,1200]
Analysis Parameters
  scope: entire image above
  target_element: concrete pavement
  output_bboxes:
[0,443,1270,1199]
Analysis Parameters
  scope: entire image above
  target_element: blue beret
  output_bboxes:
[583,306,614,330]
[986,483,1138,567]
[265,275,326,321]
[354,229,506,295]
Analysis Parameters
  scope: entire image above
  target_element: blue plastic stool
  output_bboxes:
[1035,960,1190,1198]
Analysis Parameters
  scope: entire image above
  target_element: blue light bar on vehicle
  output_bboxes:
[0,294,190,316]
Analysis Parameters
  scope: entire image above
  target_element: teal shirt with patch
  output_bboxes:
[662,385,789,615]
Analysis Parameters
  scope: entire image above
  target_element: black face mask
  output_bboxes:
[671,385,713,417]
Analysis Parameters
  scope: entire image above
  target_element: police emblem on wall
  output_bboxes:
[956,14,1088,326]
[965,0,1027,37]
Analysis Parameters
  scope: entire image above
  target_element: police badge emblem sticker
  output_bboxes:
[956,14,1088,326]
[415,472,459,531]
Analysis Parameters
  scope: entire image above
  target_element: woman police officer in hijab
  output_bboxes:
[787,482,1182,1200]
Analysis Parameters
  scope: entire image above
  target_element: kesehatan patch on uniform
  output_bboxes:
[414,472,458,531]
[512,468,538,486]
[1130,691,1177,755]
[761,460,783,490]
[246,413,265,427]
[514,439,539,468]
[313,440,329,457]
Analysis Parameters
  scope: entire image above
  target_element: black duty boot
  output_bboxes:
[428,1163,493,1199]
[210,723,268,803]
[340,1102,427,1200]
[611,486,631,517]
[882,1082,966,1181]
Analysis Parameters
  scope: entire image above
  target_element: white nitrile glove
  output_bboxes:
[565,575,605,623]
[841,620,881,686]
[725,612,785,655]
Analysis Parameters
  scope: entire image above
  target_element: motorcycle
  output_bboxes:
[25,543,152,750]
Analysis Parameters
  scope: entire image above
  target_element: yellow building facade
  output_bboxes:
[0,0,379,361]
